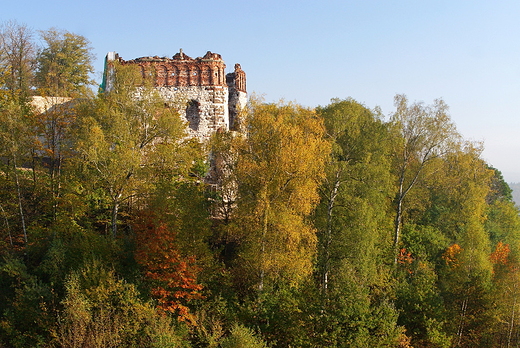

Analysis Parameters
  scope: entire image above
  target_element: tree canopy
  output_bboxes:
[35,28,95,97]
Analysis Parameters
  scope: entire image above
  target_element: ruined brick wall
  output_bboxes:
[226,64,247,130]
[126,50,227,89]
[104,50,246,141]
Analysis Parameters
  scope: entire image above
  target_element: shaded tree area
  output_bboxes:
[1,21,520,348]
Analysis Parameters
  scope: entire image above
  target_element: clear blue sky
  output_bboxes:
[3,0,520,182]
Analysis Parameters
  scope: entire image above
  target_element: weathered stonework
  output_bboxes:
[31,96,73,113]
[103,50,247,141]
[226,64,247,130]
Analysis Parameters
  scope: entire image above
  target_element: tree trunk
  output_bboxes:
[322,172,341,294]
[0,203,12,246]
[394,169,405,264]
[259,202,268,291]
[507,285,517,348]
[12,153,27,244]
[111,201,119,238]
[456,297,468,347]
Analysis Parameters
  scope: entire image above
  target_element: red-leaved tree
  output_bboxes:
[133,210,203,323]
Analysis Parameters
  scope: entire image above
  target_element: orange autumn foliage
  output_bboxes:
[442,243,462,268]
[133,210,203,323]
[398,248,414,274]
[489,241,510,266]
[398,248,414,265]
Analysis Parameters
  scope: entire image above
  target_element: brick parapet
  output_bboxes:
[119,50,227,88]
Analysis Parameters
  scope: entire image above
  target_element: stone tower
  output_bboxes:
[102,50,247,141]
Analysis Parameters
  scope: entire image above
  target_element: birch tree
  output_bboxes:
[391,94,459,260]
[73,63,190,237]
[315,98,394,293]
[0,100,33,243]
[230,101,329,290]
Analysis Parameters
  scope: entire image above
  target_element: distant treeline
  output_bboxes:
[509,182,520,206]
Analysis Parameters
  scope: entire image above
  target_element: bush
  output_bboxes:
[57,261,189,348]
[220,323,268,348]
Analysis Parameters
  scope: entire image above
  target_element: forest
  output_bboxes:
[1,21,520,348]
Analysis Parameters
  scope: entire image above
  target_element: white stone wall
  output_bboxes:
[132,79,247,142]
[155,86,229,141]
[236,91,247,110]
[31,96,73,113]
[228,90,248,130]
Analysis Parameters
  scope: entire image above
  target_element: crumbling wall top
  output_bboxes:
[114,49,230,88]
[121,49,224,65]
[104,50,245,92]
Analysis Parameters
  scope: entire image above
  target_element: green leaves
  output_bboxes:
[58,262,188,347]
[35,29,95,97]
[226,100,329,290]
[72,63,195,237]
[315,98,394,291]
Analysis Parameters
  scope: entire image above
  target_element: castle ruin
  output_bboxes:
[102,50,247,141]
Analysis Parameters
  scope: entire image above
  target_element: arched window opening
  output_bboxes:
[185,100,200,131]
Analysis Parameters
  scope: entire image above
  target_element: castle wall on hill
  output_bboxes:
[103,50,247,141]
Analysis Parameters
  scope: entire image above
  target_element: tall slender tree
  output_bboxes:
[0,20,36,101]
[310,99,400,347]
[228,100,329,291]
[73,63,191,237]
[315,98,394,293]
[35,28,95,97]
[390,94,459,261]
[0,98,35,244]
